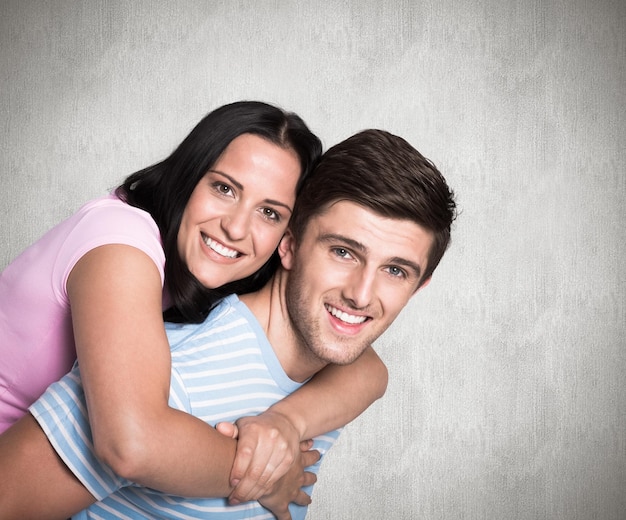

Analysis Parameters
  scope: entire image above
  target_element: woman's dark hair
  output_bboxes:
[289,129,456,287]
[116,101,322,323]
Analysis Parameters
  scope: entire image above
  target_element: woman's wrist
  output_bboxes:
[264,402,307,440]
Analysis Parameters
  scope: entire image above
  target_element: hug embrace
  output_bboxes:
[0,100,456,519]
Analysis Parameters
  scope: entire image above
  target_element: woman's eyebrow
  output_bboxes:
[208,170,243,191]
[209,170,293,213]
[266,199,294,213]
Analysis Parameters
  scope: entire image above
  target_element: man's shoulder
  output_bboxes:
[164,294,249,349]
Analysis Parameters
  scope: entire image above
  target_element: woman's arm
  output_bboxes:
[227,346,388,503]
[0,414,317,520]
[67,244,237,496]
[68,244,387,501]
[0,414,95,519]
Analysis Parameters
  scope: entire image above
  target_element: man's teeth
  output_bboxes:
[325,305,367,325]
[204,236,239,258]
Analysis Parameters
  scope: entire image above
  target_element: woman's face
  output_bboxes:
[178,133,301,289]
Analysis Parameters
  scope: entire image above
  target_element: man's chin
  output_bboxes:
[322,349,364,366]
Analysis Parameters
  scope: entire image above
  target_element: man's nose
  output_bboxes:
[342,268,376,309]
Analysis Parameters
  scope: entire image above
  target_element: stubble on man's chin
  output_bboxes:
[284,262,373,367]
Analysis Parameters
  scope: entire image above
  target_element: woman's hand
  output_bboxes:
[216,411,308,504]
[257,444,320,520]
[215,346,387,506]
[215,422,319,519]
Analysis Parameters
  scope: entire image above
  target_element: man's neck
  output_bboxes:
[239,270,327,383]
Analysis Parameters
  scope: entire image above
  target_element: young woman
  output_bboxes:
[0,101,387,506]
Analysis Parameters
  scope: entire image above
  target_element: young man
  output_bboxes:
[0,129,456,519]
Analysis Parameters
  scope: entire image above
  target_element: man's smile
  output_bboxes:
[324,303,369,325]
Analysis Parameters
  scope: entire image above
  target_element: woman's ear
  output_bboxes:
[278,229,296,270]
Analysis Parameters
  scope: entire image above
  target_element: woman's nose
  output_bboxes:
[221,209,251,241]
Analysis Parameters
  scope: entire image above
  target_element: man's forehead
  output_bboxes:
[307,200,424,235]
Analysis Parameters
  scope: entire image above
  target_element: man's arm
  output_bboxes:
[281,346,389,439]
[227,346,388,502]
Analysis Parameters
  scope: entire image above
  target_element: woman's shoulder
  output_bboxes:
[76,193,153,221]
[69,194,161,242]
[52,194,165,286]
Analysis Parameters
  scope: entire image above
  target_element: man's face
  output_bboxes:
[281,200,434,367]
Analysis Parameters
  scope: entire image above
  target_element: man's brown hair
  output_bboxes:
[289,129,457,285]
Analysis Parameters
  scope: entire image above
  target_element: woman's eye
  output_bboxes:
[213,182,233,196]
[261,207,280,222]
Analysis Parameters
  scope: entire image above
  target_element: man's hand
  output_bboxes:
[257,445,320,520]
[215,410,305,504]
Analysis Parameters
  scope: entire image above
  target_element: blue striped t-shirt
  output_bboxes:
[30,294,340,519]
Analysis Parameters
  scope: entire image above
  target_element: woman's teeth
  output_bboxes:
[204,236,239,258]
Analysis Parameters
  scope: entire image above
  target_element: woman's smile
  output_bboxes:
[177,133,301,289]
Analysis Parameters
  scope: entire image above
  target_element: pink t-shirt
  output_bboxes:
[0,195,166,432]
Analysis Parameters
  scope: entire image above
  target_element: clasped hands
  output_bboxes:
[216,410,319,520]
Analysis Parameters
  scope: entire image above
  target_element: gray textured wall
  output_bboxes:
[1,1,624,519]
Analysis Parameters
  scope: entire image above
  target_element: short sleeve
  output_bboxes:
[52,196,165,304]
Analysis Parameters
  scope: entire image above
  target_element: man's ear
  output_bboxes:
[413,276,431,294]
[278,229,296,270]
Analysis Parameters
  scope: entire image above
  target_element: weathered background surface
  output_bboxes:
[2,1,624,518]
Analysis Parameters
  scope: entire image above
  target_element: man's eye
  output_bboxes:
[388,266,407,278]
[333,247,351,258]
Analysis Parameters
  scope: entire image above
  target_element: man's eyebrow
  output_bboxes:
[208,170,293,213]
[388,256,422,279]
[319,233,422,278]
[319,233,368,253]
